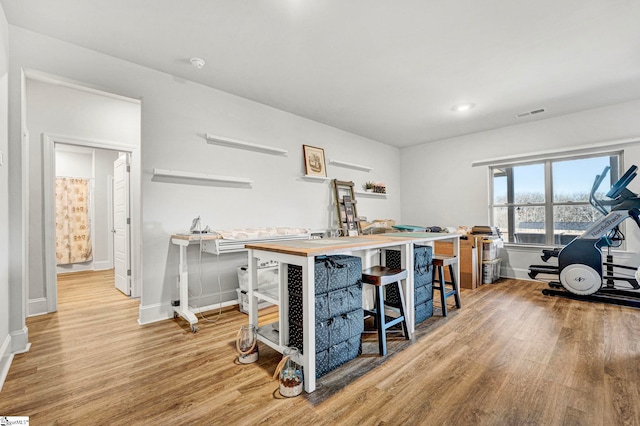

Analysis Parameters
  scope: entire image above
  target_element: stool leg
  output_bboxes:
[395,282,410,340]
[438,265,448,317]
[376,286,387,356]
[449,264,462,309]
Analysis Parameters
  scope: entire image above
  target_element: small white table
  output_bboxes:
[245,233,460,393]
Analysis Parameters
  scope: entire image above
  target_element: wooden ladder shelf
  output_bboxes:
[333,179,362,236]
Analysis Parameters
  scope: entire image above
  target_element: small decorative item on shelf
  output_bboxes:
[373,182,386,194]
[273,347,303,397]
[236,324,259,364]
[363,181,375,192]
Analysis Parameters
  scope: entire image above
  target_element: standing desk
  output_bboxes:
[245,232,460,393]
[170,232,310,332]
[170,233,222,332]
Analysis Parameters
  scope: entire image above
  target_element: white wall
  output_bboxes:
[25,79,139,304]
[401,100,640,279]
[0,2,10,390]
[8,26,402,326]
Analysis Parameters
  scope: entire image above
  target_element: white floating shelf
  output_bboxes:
[328,159,373,172]
[205,133,288,156]
[153,168,253,184]
[302,175,331,181]
[354,191,387,197]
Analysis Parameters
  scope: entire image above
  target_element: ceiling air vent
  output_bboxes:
[516,108,546,118]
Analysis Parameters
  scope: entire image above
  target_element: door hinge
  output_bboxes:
[127,218,130,225]
[126,165,130,172]
[127,269,131,276]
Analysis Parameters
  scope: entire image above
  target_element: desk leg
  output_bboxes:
[302,256,316,393]
[174,243,198,332]
[452,237,461,294]
[248,251,258,328]
[401,242,415,336]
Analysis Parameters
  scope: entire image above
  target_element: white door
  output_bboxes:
[113,154,130,295]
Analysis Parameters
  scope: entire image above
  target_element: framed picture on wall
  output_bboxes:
[303,145,327,177]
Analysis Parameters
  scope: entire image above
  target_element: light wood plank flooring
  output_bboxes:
[1,270,640,425]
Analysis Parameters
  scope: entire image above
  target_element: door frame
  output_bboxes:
[43,134,141,312]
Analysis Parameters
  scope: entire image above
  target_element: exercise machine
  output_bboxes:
[528,165,640,308]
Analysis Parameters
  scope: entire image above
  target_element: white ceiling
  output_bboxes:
[3,0,640,147]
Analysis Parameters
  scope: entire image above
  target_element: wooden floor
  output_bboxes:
[1,270,640,425]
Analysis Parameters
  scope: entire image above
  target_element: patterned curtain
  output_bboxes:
[55,178,93,265]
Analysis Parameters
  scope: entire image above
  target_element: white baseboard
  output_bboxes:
[0,334,13,392]
[138,298,239,325]
[138,302,173,325]
[93,261,113,271]
[10,326,30,355]
[28,297,49,317]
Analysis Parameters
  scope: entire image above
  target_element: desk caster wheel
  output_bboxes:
[191,325,199,333]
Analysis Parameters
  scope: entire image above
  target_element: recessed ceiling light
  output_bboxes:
[452,103,475,112]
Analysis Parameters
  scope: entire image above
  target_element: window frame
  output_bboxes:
[489,151,624,246]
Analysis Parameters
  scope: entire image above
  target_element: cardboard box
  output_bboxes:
[434,237,479,289]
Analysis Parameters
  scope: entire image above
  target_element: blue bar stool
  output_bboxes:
[362,266,410,356]
[432,255,462,316]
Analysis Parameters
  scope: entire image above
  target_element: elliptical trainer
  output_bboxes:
[528,165,640,308]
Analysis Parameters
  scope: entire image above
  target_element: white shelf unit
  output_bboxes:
[153,168,252,184]
[302,175,331,181]
[205,133,288,156]
[328,159,373,172]
[354,190,387,197]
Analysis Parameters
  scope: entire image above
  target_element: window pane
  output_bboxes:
[493,169,507,204]
[513,206,546,244]
[552,156,615,202]
[513,164,545,204]
[553,204,602,245]
[493,206,510,241]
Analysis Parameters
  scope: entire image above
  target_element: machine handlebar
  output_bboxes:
[607,165,638,199]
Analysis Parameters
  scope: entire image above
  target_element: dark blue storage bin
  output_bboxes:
[315,334,362,378]
[288,255,362,295]
[289,284,362,324]
[289,308,364,353]
[415,299,434,324]
[384,245,434,323]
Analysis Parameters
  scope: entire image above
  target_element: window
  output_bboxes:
[491,153,621,245]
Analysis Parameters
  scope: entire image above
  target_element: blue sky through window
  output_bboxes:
[494,156,615,202]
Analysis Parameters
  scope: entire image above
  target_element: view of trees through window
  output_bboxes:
[491,154,621,245]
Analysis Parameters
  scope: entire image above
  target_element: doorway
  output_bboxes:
[43,136,138,312]
[25,73,142,317]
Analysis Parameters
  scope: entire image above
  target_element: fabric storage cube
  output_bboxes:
[415,299,434,324]
[414,265,433,287]
[314,334,362,379]
[289,284,362,323]
[288,255,362,295]
[290,308,364,354]
[414,283,433,305]
[384,245,433,308]
[384,245,432,271]
[315,349,330,378]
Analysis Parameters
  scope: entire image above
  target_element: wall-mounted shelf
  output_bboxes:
[328,159,373,172]
[354,190,387,198]
[153,168,253,184]
[302,175,331,181]
[205,133,288,156]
